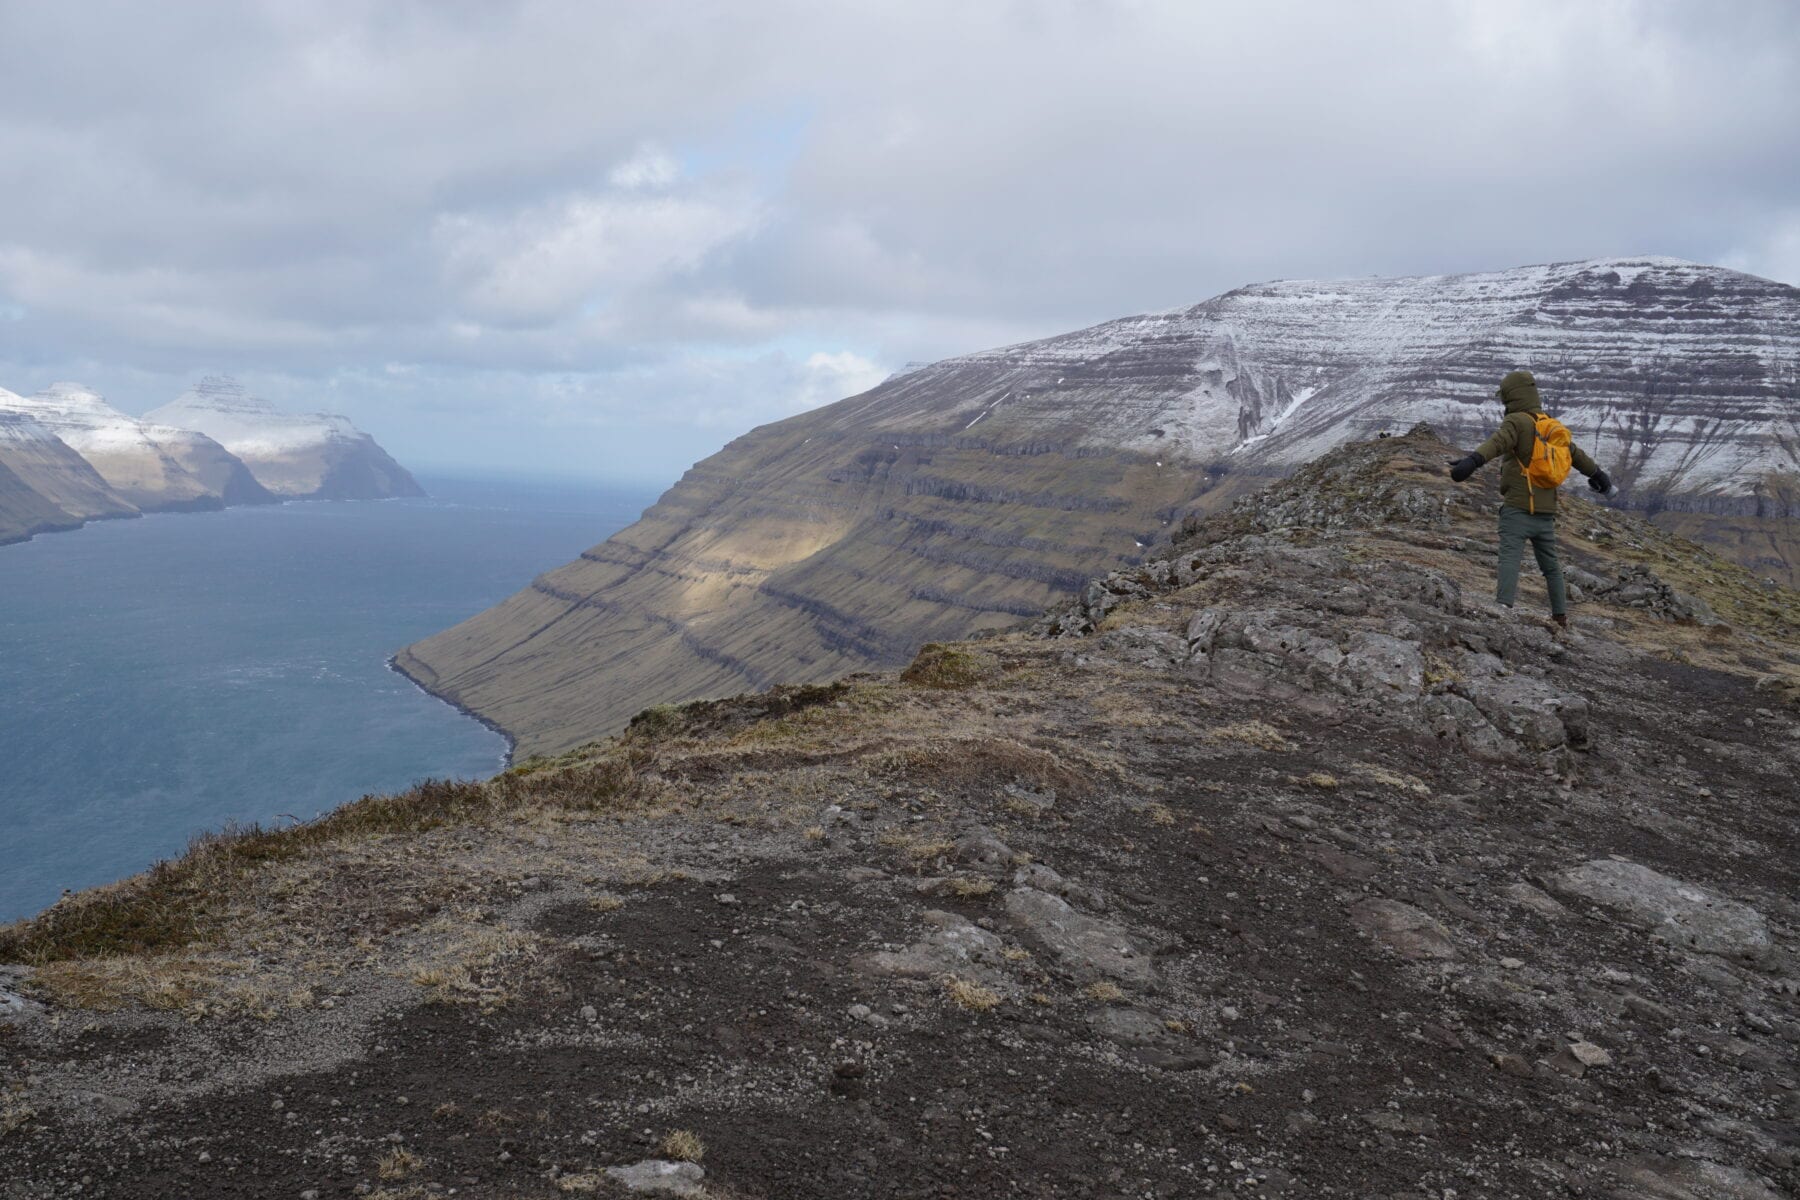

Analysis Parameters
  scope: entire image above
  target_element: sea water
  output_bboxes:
[0,476,657,922]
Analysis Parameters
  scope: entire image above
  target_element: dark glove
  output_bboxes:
[1448,452,1484,483]
[1588,469,1612,494]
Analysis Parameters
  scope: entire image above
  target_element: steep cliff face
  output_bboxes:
[0,402,139,539]
[0,456,81,545]
[400,257,1799,756]
[142,423,278,507]
[146,377,424,501]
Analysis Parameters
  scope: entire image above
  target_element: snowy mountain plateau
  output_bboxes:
[398,256,1798,758]
[146,377,423,501]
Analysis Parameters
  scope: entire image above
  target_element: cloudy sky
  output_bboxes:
[1,1,1796,484]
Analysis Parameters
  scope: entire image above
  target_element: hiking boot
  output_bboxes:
[1551,613,1568,630]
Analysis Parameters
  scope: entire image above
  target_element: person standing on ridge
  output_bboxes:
[1447,370,1613,628]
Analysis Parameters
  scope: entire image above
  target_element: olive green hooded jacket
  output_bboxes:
[1471,370,1600,515]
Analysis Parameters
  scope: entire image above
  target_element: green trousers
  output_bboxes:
[1496,506,1566,615]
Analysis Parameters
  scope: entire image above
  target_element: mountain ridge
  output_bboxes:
[398,256,1800,758]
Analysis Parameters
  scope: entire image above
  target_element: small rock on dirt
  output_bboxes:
[605,1159,707,1195]
[1348,898,1457,960]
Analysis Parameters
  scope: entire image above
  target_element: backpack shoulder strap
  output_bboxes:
[1510,411,1539,465]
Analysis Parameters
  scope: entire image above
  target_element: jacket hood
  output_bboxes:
[1497,369,1542,415]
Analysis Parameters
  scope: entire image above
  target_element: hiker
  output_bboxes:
[1447,370,1612,627]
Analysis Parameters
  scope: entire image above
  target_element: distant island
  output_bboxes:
[0,376,423,546]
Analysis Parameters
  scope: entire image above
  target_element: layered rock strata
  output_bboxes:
[402,257,1800,755]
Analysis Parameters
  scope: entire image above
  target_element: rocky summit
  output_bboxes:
[397,256,1800,760]
[4,426,1797,1199]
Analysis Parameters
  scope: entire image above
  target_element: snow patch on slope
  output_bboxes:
[147,377,364,455]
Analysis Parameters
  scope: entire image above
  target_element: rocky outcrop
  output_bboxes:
[401,257,1799,756]
[146,376,423,501]
[6,427,1797,1198]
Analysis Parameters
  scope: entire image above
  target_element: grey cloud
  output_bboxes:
[0,0,1794,478]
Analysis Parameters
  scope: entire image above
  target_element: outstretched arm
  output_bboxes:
[1571,443,1611,493]
[1448,420,1517,482]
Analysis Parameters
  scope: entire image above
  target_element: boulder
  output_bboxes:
[1003,888,1158,986]
[0,965,40,1024]
[1604,1155,1785,1200]
[863,910,1011,983]
[1341,632,1425,696]
[1348,898,1457,960]
[605,1160,707,1195]
[1459,674,1580,751]
[1551,860,1772,960]
[1421,692,1512,762]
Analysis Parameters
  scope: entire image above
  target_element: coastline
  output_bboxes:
[387,652,517,771]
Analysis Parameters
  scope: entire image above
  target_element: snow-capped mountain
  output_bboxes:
[890,255,1799,503]
[0,383,273,513]
[399,256,1799,756]
[0,397,141,542]
[146,377,423,500]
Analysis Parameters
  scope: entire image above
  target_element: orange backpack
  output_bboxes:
[1519,413,1573,511]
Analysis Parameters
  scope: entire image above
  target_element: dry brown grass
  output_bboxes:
[943,976,1001,1011]
[0,760,647,967]
[943,876,996,899]
[404,919,543,1010]
[1302,772,1340,790]
[1144,803,1177,826]
[24,953,320,1019]
[1083,980,1126,1004]
[376,1147,424,1180]
[659,1128,706,1162]
[1206,720,1290,751]
[1361,765,1429,796]
[901,643,990,689]
[875,735,1091,799]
